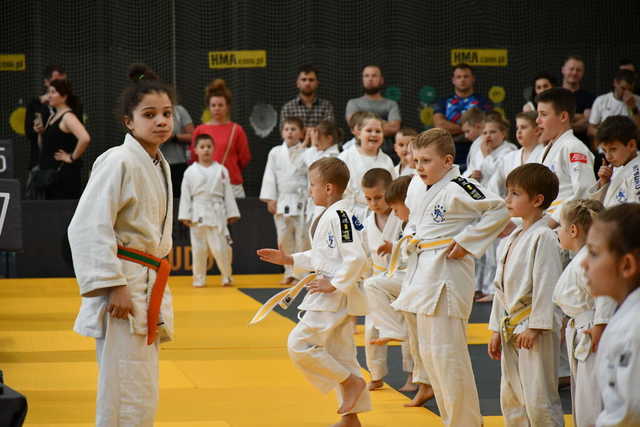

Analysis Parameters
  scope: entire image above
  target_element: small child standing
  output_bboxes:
[589,115,640,206]
[394,127,417,176]
[360,169,414,393]
[339,113,396,220]
[258,157,371,427]
[179,134,240,287]
[582,203,640,426]
[260,116,309,284]
[392,128,509,426]
[552,199,615,427]
[488,163,564,426]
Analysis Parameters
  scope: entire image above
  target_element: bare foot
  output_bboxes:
[368,379,384,390]
[404,383,434,407]
[370,336,405,345]
[337,375,366,414]
[476,294,494,303]
[398,373,417,392]
[330,413,361,427]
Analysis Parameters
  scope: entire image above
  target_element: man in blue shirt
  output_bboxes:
[433,64,492,168]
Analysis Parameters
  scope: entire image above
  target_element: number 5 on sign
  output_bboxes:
[0,192,10,236]
[0,146,6,173]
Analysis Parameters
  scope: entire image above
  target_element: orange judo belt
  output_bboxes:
[117,246,170,345]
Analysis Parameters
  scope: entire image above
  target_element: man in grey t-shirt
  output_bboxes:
[345,65,401,137]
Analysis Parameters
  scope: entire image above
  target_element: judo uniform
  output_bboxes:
[393,166,509,426]
[260,141,309,278]
[488,145,545,198]
[338,146,396,221]
[595,287,640,427]
[287,199,372,414]
[588,154,640,207]
[362,212,413,381]
[540,129,596,222]
[69,133,174,426]
[394,163,415,177]
[553,246,617,427]
[179,161,240,286]
[489,215,564,427]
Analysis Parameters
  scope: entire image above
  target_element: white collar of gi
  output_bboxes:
[124,133,168,165]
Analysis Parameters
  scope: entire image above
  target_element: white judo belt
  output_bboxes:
[248,273,318,325]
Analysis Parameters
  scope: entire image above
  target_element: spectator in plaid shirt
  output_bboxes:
[280,64,335,132]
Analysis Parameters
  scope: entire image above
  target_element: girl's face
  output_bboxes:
[359,119,384,154]
[47,86,67,108]
[125,92,174,148]
[557,217,576,251]
[535,78,553,95]
[315,132,333,150]
[515,118,540,147]
[208,96,229,121]
[582,222,626,300]
[482,122,505,149]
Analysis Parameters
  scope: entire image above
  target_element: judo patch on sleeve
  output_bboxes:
[452,176,486,200]
[336,210,353,242]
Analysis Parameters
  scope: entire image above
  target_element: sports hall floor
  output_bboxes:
[1,275,574,426]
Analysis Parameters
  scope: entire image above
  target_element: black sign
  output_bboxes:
[0,140,15,179]
[0,179,22,251]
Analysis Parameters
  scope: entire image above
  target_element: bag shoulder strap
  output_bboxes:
[221,123,238,165]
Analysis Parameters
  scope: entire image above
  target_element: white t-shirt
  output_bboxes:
[589,92,640,126]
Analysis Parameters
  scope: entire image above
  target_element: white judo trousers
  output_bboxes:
[566,323,600,427]
[288,307,372,414]
[363,273,413,380]
[403,312,430,385]
[273,214,308,279]
[500,329,564,427]
[418,290,481,427]
[190,225,232,286]
[96,316,159,427]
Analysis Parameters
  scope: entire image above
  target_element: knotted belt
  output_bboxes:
[117,246,170,345]
[500,304,532,343]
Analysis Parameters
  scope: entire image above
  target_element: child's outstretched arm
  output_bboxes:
[256,248,293,266]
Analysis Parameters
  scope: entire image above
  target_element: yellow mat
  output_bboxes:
[0,275,572,426]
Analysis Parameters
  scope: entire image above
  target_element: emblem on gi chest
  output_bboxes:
[432,204,446,223]
[616,190,628,203]
[327,232,336,248]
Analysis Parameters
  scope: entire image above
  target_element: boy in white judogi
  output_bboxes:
[588,115,640,207]
[260,117,309,284]
[553,199,616,427]
[394,128,417,177]
[359,169,415,393]
[581,204,640,426]
[258,157,371,427]
[392,129,509,426]
[488,163,564,426]
[536,88,597,227]
[179,134,240,287]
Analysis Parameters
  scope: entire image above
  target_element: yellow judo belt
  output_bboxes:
[386,236,453,277]
[248,273,318,325]
[500,305,532,343]
[116,246,170,345]
[546,199,564,214]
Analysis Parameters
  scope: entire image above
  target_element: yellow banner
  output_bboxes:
[208,50,266,69]
[451,49,508,67]
[0,54,26,71]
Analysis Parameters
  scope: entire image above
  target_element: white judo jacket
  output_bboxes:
[464,139,518,187]
[259,142,308,216]
[292,199,369,316]
[540,129,596,221]
[588,154,640,207]
[392,166,509,319]
[363,212,403,274]
[178,162,240,231]
[596,287,640,427]
[69,133,174,340]
[488,145,544,197]
[489,215,564,333]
